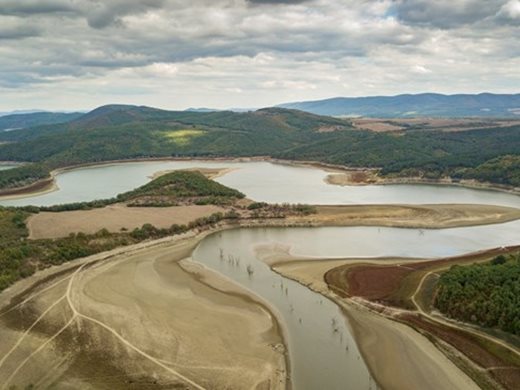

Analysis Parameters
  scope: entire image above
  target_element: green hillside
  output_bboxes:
[0,105,519,190]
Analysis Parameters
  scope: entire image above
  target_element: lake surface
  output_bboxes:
[193,221,520,390]
[1,160,519,208]
[1,158,518,388]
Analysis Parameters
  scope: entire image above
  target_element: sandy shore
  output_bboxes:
[0,177,57,200]
[325,171,520,195]
[272,258,480,390]
[0,228,287,389]
[296,204,520,228]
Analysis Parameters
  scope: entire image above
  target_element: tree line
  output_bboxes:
[435,253,520,335]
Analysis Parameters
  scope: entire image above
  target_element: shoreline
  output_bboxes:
[270,258,481,390]
[0,223,290,389]
[25,203,520,240]
[1,156,519,201]
[2,218,519,388]
[270,246,520,390]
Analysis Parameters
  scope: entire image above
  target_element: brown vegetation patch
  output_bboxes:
[352,118,520,133]
[326,245,520,307]
[317,125,347,133]
[352,119,405,132]
[338,265,411,300]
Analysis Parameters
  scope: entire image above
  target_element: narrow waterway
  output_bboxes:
[192,221,520,390]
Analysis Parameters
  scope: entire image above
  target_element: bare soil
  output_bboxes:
[0,232,287,389]
[295,204,520,228]
[27,204,226,239]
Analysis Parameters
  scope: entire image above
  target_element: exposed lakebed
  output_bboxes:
[193,221,520,390]
[2,159,519,389]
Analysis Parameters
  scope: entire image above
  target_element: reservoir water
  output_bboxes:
[1,159,519,389]
[1,160,519,208]
[193,221,520,390]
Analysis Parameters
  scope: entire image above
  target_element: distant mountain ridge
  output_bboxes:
[0,111,84,131]
[277,93,520,118]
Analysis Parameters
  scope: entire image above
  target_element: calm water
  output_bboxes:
[2,159,519,388]
[193,221,520,390]
[1,160,520,208]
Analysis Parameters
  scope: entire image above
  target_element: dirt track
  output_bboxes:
[0,234,287,389]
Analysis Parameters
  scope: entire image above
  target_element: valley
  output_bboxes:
[0,161,519,389]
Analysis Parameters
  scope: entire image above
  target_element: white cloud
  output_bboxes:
[498,0,520,20]
[0,0,518,110]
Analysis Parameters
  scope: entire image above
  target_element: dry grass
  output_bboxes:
[352,118,520,133]
[163,129,206,146]
[27,204,225,239]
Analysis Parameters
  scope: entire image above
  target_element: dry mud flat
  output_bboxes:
[0,235,286,389]
[28,203,520,240]
[296,204,520,228]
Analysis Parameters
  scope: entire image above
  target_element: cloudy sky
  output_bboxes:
[0,0,519,111]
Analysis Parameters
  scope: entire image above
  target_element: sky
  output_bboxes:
[0,0,519,111]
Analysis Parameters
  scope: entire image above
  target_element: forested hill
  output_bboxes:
[278,93,520,118]
[0,104,519,190]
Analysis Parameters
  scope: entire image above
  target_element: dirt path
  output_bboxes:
[0,232,287,389]
[411,269,520,357]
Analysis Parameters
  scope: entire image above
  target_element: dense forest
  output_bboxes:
[0,105,518,190]
[435,254,520,335]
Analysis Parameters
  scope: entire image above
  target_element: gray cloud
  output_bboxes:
[84,0,165,29]
[247,0,311,4]
[0,17,41,39]
[0,0,518,111]
[0,0,165,28]
[394,0,507,28]
[0,0,75,15]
